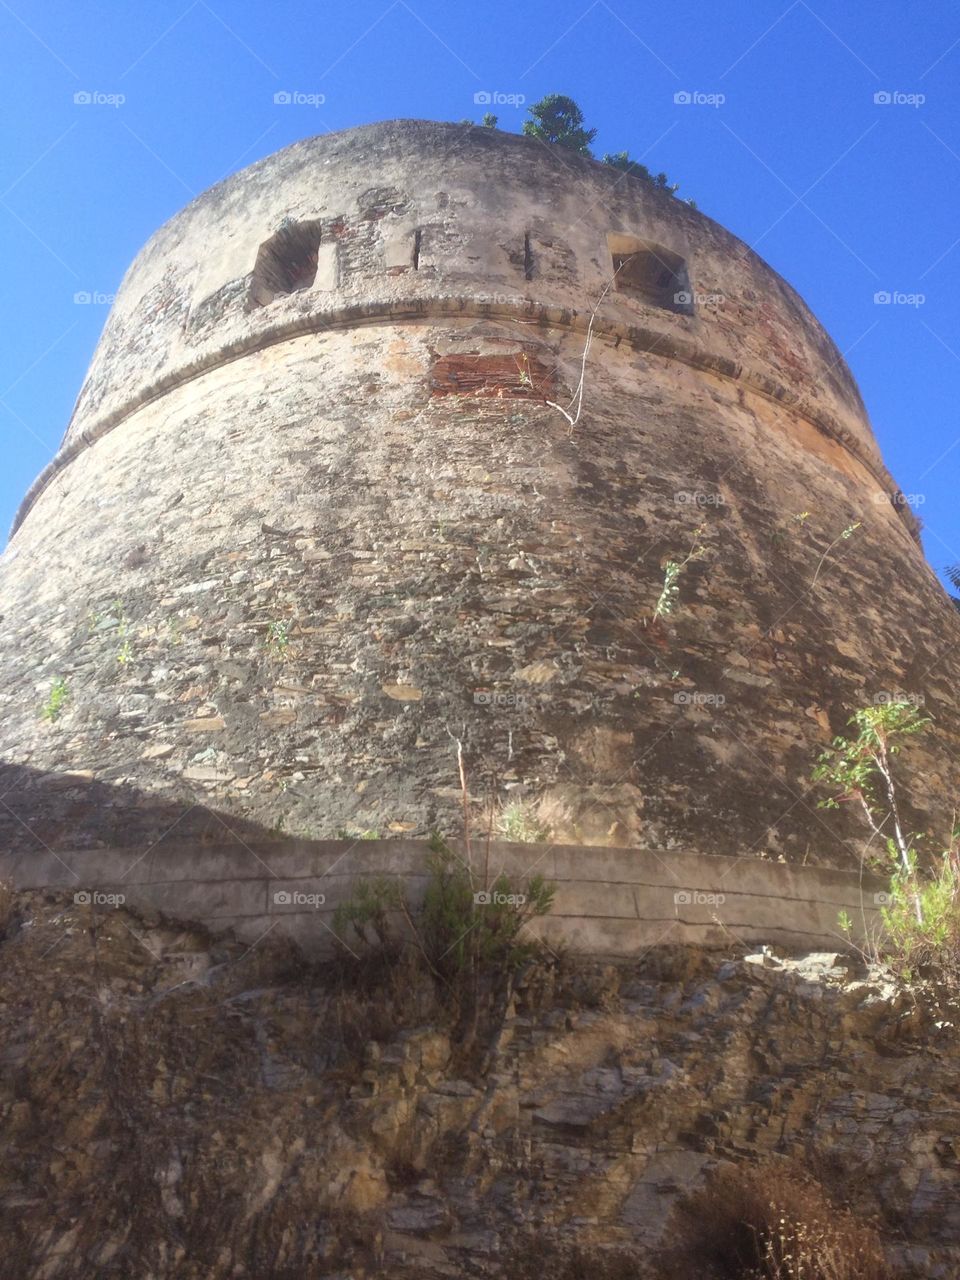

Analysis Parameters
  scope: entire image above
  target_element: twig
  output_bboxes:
[651,524,706,622]
[447,727,472,864]
[811,522,861,587]
[543,258,630,433]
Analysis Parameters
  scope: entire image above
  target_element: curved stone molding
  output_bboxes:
[11,297,917,541]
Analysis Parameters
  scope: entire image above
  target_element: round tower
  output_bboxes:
[1,119,958,865]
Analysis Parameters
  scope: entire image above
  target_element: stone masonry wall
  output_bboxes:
[0,319,957,866]
[1,121,957,874]
[19,121,905,529]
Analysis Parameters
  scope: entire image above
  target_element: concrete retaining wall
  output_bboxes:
[0,838,888,956]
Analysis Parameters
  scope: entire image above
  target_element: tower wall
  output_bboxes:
[1,121,957,866]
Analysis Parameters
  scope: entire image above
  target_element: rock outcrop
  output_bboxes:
[1,891,956,1278]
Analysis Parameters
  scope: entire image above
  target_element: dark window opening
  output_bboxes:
[608,235,692,314]
[413,228,423,270]
[524,232,534,281]
[249,220,324,308]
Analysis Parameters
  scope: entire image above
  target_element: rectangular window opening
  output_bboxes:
[249,219,324,309]
[607,233,692,314]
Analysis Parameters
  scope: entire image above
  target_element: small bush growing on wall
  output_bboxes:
[334,836,554,1066]
[335,827,380,841]
[41,677,70,723]
[421,838,554,977]
[522,93,597,153]
[813,698,960,979]
[876,841,960,982]
[265,620,291,658]
[335,837,553,976]
[813,699,928,894]
[496,800,550,844]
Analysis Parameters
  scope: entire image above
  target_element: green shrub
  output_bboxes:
[333,837,555,1066]
[880,847,960,980]
[653,526,706,621]
[41,677,70,723]
[336,839,553,975]
[522,93,596,153]
[812,697,960,979]
[333,876,402,949]
[419,841,554,978]
[496,800,550,844]
[265,620,291,657]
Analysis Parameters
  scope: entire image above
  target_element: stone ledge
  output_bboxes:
[10,299,913,542]
[0,838,886,956]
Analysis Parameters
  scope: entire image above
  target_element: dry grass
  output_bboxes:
[324,944,442,1064]
[655,1161,896,1280]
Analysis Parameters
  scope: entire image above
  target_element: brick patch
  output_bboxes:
[430,352,555,398]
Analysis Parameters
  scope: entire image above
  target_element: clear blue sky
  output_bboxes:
[1,0,958,587]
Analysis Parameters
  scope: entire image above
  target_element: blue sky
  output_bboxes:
[1,0,958,587]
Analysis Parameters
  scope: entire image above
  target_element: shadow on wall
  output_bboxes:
[0,760,284,864]
[0,761,888,961]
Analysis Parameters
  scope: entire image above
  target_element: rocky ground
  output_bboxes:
[0,888,957,1278]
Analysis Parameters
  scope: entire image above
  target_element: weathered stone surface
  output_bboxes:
[0,828,890,955]
[0,890,956,1278]
[0,122,956,867]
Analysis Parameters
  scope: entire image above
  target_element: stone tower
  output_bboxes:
[1,119,958,867]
